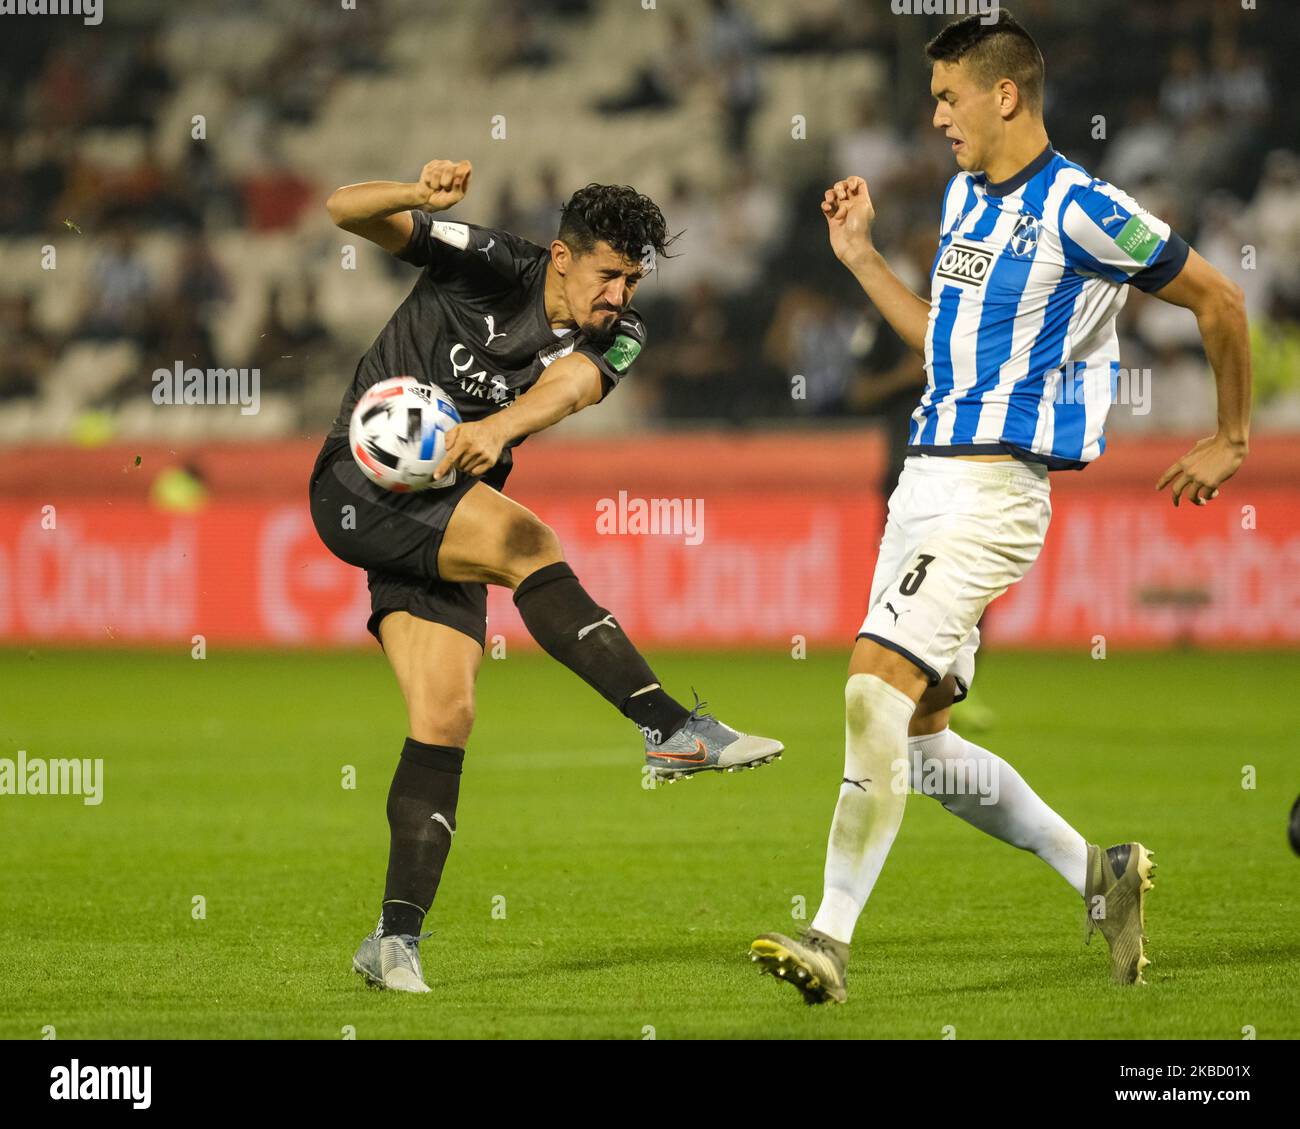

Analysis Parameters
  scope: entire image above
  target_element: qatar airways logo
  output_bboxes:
[448,343,513,404]
[935,241,994,288]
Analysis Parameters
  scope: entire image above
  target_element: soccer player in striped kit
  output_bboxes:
[752,9,1251,1003]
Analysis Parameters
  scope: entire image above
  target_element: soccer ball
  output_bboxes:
[349,377,462,493]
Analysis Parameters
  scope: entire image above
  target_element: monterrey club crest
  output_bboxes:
[1008,213,1040,258]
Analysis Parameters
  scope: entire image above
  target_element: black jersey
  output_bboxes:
[321,212,647,478]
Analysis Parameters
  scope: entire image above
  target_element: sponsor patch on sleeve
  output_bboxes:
[603,333,642,374]
[1114,214,1163,264]
[430,221,470,249]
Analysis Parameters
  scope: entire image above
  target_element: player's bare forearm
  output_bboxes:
[1152,248,1251,506]
[822,176,929,356]
[1195,290,1251,447]
[326,159,472,254]
[325,181,422,252]
[497,356,604,441]
[432,355,604,479]
[327,181,423,224]
[842,248,931,356]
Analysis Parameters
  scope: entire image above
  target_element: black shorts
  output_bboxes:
[308,440,510,648]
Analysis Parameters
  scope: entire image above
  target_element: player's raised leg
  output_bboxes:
[352,612,480,993]
[908,672,1156,984]
[438,480,783,778]
[908,673,1089,891]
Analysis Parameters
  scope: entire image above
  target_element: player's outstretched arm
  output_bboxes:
[433,354,604,479]
[325,159,473,254]
[823,176,930,356]
[1150,248,1251,507]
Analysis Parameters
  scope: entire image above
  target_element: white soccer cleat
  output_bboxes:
[644,692,783,781]
[353,927,433,993]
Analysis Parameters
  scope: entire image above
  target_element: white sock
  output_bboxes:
[810,674,916,944]
[907,727,1087,896]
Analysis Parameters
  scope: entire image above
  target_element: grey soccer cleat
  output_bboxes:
[644,693,783,782]
[1084,842,1157,984]
[353,924,433,993]
[750,928,849,1005]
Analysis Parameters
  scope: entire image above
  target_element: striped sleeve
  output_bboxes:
[1059,180,1189,292]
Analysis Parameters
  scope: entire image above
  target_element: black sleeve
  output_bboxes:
[396,214,541,283]
[1130,230,1191,293]
[574,308,647,398]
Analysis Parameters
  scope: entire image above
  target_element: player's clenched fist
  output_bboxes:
[822,176,877,268]
[433,417,506,480]
[414,159,472,213]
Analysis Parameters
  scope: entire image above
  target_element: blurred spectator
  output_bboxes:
[518,165,564,246]
[101,32,174,130]
[494,181,528,242]
[1160,45,1214,122]
[716,160,784,292]
[766,0,887,55]
[846,304,927,495]
[147,296,217,385]
[1209,42,1268,120]
[77,226,156,344]
[0,297,56,402]
[103,134,198,229]
[596,12,704,115]
[654,175,724,297]
[476,0,554,78]
[1246,152,1300,313]
[1099,96,1177,190]
[175,231,232,315]
[254,283,333,397]
[706,0,762,157]
[179,140,244,230]
[34,41,98,130]
[833,94,908,189]
[240,133,316,233]
[651,281,745,421]
[763,284,859,416]
[1196,192,1270,319]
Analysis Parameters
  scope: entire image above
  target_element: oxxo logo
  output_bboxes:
[936,241,994,287]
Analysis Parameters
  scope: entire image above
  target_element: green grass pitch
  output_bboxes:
[1,646,1297,1040]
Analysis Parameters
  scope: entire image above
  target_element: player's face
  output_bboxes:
[931,59,1001,173]
[565,241,644,334]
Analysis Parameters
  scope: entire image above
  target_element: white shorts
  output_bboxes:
[858,455,1052,699]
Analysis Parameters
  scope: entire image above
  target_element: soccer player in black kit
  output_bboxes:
[310,159,783,992]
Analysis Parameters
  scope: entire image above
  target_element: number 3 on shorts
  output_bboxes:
[899,553,936,597]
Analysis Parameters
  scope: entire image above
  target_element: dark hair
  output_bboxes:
[557,183,678,264]
[925,8,1045,114]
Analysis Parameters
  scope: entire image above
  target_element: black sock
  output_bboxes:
[512,562,690,735]
[381,738,463,938]
[621,686,692,744]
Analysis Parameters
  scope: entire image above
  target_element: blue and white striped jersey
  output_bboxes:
[909,146,1188,469]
